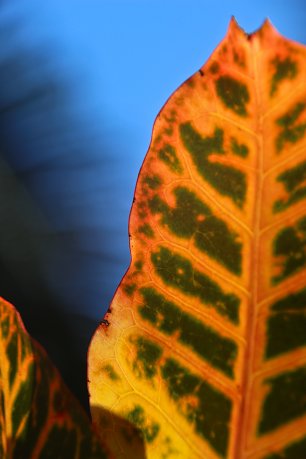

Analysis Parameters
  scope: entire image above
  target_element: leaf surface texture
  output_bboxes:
[0,297,111,459]
[89,19,306,459]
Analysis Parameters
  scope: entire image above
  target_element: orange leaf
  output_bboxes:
[88,19,306,458]
[0,297,111,458]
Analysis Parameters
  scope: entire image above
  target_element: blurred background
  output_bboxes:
[0,0,305,412]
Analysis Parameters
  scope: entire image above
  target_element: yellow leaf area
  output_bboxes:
[88,19,306,459]
[0,298,110,459]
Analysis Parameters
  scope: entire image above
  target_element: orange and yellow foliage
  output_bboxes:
[0,298,110,459]
[88,19,306,459]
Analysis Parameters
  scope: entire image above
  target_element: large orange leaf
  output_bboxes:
[88,19,306,459]
[0,297,111,459]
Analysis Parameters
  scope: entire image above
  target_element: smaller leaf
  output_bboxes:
[0,297,111,459]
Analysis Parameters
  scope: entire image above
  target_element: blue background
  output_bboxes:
[0,0,305,410]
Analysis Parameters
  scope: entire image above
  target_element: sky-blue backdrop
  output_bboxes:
[0,0,304,408]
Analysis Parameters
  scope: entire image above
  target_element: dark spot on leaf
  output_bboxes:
[216,75,249,116]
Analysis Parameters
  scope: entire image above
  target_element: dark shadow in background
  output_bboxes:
[91,406,147,459]
[0,19,130,412]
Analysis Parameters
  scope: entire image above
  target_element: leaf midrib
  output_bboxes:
[235,35,263,459]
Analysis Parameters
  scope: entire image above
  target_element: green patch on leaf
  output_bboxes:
[266,288,306,358]
[151,246,240,323]
[137,201,148,219]
[138,223,155,238]
[272,216,306,284]
[158,144,183,173]
[276,102,306,152]
[139,287,238,378]
[210,62,219,74]
[233,49,245,68]
[258,366,306,434]
[180,122,246,207]
[7,332,18,388]
[149,186,242,274]
[143,175,162,190]
[134,260,143,271]
[132,336,163,379]
[231,137,249,157]
[271,288,306,312]
[1,316,10,339]
[127,405,160,443]
[11,363,35,436]
[264,436,306,459]
[274,160,306,212]
[161,358,231,457]
[164,126,174,135]
[102,364,120,381]
[215,75,249,116]
[270,57,298,96]
[124,284,136,296]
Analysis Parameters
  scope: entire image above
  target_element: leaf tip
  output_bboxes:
[247,17,281,42]
[227,16,247,39]
[227,17,281,44]
[260,17,279,36]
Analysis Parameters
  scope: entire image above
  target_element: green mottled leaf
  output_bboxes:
[0,297,111,458]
